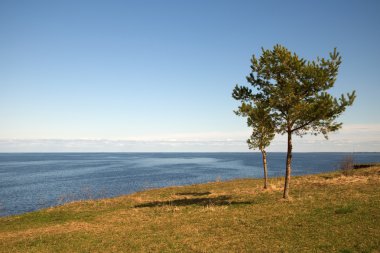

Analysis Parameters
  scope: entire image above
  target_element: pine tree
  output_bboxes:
[233,100,275,189]
[233,45,356,198]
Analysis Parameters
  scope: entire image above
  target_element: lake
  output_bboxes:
[0,152,379,216]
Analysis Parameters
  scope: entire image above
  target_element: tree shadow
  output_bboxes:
[134,195,254,208]
[320,175,334,179]
[175,191,211,196]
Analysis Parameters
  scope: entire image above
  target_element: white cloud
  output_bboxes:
[0,124,379,152]
[0,139,246,152]
[267,124,380,152]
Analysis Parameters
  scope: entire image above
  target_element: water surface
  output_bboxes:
[0,152,379,216]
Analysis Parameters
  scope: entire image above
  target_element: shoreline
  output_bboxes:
[1,163,378,218]
[1,165,379,252]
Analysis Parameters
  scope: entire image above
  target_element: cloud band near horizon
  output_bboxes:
[0,124,379,152]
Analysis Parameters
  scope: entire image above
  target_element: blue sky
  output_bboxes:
[0,0,379,152]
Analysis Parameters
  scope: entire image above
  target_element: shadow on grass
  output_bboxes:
[134,195,254,208]
[175,191,211,196]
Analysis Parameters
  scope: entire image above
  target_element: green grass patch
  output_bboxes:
[335,204,357,215]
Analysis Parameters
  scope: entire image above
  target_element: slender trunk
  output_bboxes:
[261,150,268,189]
[283,130,292,199]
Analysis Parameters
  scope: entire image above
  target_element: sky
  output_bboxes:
[0,0,379,152]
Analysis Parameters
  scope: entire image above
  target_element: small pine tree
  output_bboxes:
[233,100,275,189]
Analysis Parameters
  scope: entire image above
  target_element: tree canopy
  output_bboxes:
[234,101,275,152]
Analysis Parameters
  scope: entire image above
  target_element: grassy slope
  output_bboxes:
[0,166,379,253]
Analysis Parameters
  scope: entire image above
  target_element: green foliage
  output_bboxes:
[234,100,275,151]
[246,102,275,151]
[234,44,356,137]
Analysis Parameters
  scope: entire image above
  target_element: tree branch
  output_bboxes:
[291,118,317,133]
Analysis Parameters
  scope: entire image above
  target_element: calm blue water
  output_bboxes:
[0,152,379,216]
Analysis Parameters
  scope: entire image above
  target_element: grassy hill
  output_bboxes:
[1,166,379,253]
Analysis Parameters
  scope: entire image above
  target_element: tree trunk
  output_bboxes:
[283,130,292,199]
[261,150,268,189]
